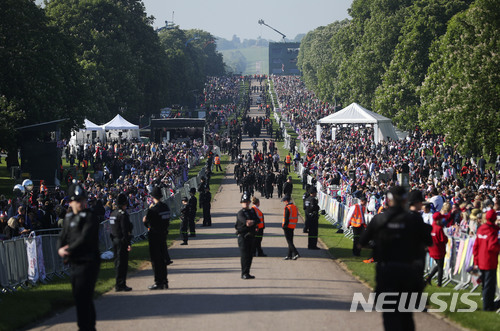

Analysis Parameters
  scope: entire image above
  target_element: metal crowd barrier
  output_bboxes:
[0,164,210,292]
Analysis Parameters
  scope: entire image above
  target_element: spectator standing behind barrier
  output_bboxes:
[188,187,197,236]
[235,192,259,279]
[426,212,448,287]
[110,193,133,292]
[359,186,432,331]
[346,196,367,257]
[179,197,189,245]
[143,187,171,290]
[282,195,300,260]
[472,209,500,311]
[251,197,266,257]
[200,186,212,227]
[57,183,100,331]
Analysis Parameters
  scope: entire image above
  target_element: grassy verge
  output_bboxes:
[0,157,229,331]
[266,81,498,331]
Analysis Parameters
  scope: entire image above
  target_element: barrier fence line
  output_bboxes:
[268,77,500,299]
[0,163,210,293]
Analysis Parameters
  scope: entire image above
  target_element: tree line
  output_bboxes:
[297,0,499,156]
[0,0,225,151]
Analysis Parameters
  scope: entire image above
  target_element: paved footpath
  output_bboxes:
[30,80,458,331]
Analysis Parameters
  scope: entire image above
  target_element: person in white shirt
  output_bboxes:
[428,188,444,212]
[422,204,433,225]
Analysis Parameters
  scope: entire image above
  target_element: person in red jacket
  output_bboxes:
[472,209,500,311]
[425,212,449,287]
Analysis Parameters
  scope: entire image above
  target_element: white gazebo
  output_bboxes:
[101,115,140,141]
[317,103,398,143]
[69,119,105,145]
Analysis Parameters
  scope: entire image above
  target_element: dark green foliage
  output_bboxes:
[419,0,500,155]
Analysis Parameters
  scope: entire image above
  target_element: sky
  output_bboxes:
[141,0,353,41]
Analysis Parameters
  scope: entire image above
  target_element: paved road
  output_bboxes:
[30,79,458,331]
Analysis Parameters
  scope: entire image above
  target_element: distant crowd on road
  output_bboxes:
[271,75,500,237]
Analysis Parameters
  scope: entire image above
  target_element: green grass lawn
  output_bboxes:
[0,156,229,331]
[266,81,500,331]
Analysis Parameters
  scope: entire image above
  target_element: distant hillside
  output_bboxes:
[216,34,304,75]
[220,47,268,75]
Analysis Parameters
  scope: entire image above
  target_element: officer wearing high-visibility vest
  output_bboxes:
[214,155,222,172]
[347,196,367,256]
[251,197,266,257]
[282,195,300,260]
[285,153,292,172]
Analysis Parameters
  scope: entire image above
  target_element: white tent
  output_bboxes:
[317,103,398,143]
[69,119,105,145]
[101,115,139,141]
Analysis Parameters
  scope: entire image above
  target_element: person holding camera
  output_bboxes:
[235,192,260,279]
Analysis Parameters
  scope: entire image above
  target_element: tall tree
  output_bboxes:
[335,0,413,108]
[373,0,473,130]
[45,0,170,123]
[0,0,88,150]
[297,20,349,92]
[419,0,500,155]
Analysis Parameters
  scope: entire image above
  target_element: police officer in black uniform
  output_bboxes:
[180,197,189,245]
[283,176,293,197]
[57,183,100,331]
[110,193,133,291]
[265,169,275,199]
[188,187,197,236]
[276,170,285,198]
[359,186,432,331]
[235,192,260,279]
[143,187,171,290]
[305,187,320,250]
[199,185,212,226]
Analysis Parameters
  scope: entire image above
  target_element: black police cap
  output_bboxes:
[150,186,163,200]
[240,192,250,203]
[117,193,128,206]
[68,184,88,201]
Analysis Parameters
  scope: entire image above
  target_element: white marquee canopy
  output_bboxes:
[317,103,398,143]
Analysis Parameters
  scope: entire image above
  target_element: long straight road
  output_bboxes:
[30,79,458,331]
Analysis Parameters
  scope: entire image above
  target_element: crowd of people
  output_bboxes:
[0,76,246,241]
[271,75,500,238]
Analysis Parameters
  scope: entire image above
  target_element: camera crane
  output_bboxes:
[258,19,286,42]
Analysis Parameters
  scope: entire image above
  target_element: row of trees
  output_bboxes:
[0,0,225,150]
[297,0,499,156]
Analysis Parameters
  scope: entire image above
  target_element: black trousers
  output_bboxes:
[188,215,196,234]
[180,217,188,242]
[277,186,283,198]
[215,164,222,171]
[238,234,254,276]
[480,269,500,311]
[283,228,298,258]
[428,258,444,287]
[71,260,100,331]
[351,226,365,256]
[307,216,319,248]
[149,233,168,285]
[202,205,212,226]
[265,185,273,198]
[375,262,424,331]
[254,229,264,255]
[113,240,129,288]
